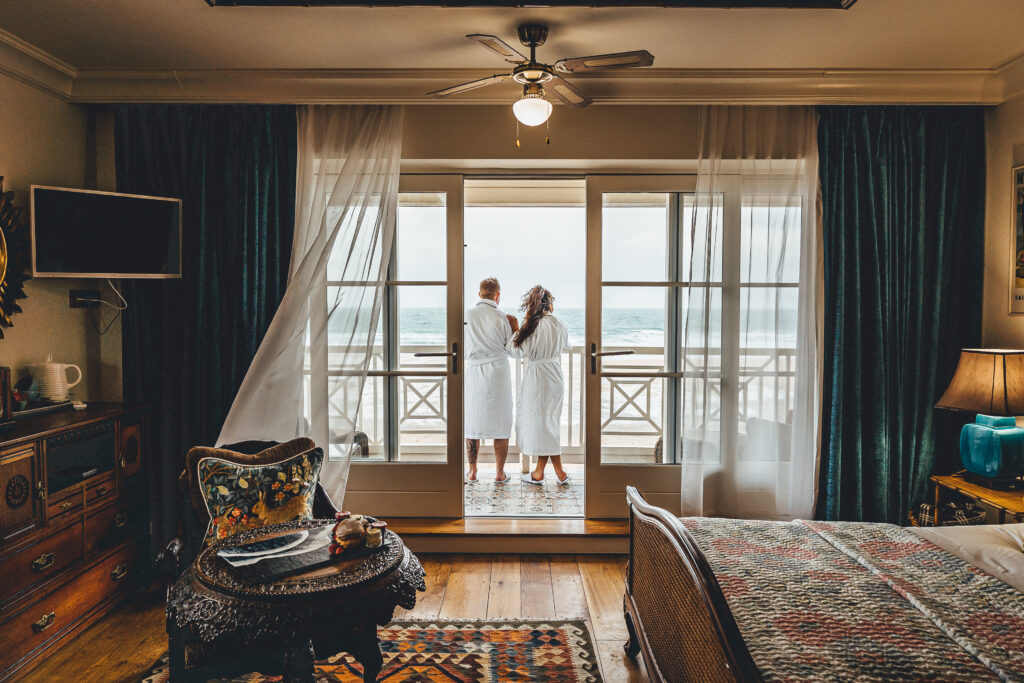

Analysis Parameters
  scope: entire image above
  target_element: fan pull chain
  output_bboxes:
[515,118,521,149]
[546,117,551,145]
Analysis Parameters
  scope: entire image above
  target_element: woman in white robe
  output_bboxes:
[507,285,572,485]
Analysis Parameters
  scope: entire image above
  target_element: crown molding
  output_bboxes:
[66,66,1005,105]
[0,27,1019,106]
[0,29,76,100]
[997,52,1024,102]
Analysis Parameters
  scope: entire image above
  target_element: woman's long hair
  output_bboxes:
[512,285,554,348]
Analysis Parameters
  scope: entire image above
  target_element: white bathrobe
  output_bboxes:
[507,314,571,456]
[464,299,514,440]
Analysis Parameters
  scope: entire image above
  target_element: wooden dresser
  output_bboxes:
[0,404,148,681]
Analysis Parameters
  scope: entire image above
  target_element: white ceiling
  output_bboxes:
[0,0,1022,72]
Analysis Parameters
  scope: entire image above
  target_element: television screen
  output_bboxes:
[31,186,182,278]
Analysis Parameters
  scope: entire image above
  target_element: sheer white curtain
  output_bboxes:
[219,105,404,504]
[680,106,820,520]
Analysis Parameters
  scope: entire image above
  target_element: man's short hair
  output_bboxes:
[479,278,500,300]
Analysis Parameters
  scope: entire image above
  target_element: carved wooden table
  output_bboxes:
[166,519,425,682]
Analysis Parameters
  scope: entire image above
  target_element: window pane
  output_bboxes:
[740,287,798,351]
[600,376,667,464]
[680,286,722,352]
[326,204,383,282]
[602,193,670,282]
[681,194,723,283]
[395,376,448,462]
[741,196,801,283]
[326,285,383,369]
[396,192,446,281]
[396,285,446,369]
[602,286,668,372]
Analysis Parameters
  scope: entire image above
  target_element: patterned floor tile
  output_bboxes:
[465,464,584,517]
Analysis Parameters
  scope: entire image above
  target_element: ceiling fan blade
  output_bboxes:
[427,74,511,98]
[466,34,527,64]
[547,76,593,109]
[554,50,655,73]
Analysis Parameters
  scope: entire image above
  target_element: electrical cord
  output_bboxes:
[84,279,127,336]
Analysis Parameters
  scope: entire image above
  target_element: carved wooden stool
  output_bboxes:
[166,519,425,682]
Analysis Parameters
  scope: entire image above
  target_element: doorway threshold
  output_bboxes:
[381,517,628,555]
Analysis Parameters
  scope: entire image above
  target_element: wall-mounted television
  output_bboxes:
[31,185,182,278]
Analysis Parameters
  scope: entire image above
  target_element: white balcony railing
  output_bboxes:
[315,344,797,463]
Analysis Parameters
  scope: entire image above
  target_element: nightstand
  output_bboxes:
[929,473,1024,525]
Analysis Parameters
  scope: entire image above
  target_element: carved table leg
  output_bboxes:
[167,626,192,682]
[353,629,384,682]
[282,639,316,683]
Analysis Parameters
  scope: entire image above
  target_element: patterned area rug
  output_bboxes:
[140,619,602,682]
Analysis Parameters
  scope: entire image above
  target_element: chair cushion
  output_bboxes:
[184,438,324,546]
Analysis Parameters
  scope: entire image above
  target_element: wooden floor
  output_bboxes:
[17,554,649,683]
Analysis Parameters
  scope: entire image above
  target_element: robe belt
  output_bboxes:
[526,358,561,365]
[465,356,508,367]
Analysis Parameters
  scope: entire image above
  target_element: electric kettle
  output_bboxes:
[31,355,82,402]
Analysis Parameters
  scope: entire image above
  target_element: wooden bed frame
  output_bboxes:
[623,486,762,683]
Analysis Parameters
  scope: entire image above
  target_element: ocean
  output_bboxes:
[336,306,799,349]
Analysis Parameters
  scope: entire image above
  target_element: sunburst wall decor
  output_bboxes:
[0,177,31,339]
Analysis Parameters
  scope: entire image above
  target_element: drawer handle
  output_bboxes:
[120,457,126,468]
[113,513,128,529]
[32,612,55,633]
[36,480,46,501]
[96,485,110,496]
[111,564,129,581]
[60,501,74,512]
[31,552,56,573]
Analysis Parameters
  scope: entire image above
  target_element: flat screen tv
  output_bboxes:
[31,185,182,278]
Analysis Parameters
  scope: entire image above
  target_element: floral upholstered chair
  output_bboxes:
[159,437,339,575]
[157,438,340,680]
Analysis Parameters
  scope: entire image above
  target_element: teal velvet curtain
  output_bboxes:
[816,106,985,523]
[114,105,297,554]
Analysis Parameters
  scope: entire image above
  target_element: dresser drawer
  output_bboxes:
[84,494,144,555]
[0,520,83,606]
[47,488,83,525]
[0,541,142,674]
[85,474,116,507]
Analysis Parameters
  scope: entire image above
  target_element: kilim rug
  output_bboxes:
[140,619,603,682]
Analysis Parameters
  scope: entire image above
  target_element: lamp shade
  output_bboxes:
[512,94,552,127]
[936,349,1024,415]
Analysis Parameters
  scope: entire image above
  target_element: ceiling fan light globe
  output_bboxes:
[513,95,552,127]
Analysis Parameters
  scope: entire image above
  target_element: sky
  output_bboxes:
[391,198,801,312]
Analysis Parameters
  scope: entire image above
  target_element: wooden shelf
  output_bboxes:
[930,473,1024,524]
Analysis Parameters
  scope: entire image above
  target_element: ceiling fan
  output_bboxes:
[428,24,654,126]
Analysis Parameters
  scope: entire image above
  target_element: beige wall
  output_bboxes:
[983,93,1024,348]
[0,72,121,402]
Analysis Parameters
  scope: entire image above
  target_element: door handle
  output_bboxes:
[414,342,459,374]
[590,344,636,374]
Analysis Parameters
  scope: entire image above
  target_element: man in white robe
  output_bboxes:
[464,278,518,482]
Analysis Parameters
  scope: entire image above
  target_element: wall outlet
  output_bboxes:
[69,289,102,309]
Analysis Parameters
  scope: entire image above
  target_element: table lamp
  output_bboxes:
[935,349,1024,487]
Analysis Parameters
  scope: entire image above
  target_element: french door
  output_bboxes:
[343,175,465,516]
[584,175,706,517]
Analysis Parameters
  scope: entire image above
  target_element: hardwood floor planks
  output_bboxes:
[486,554,522,619]
[437,554,491,620]
[397,554,452,620]
[578,555,629,642]
[520,555,556,618]
[549,554,589,620]
[21,552,648,683]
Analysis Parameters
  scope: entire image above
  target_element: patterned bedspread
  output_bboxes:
[681,518,1024,682]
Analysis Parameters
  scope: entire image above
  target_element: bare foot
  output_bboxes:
[466,469,478,482]
[495,472,508,483]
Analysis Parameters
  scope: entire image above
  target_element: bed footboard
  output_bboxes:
[624,486,761,683]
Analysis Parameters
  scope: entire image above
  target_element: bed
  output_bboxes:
[623,486,1024,682]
